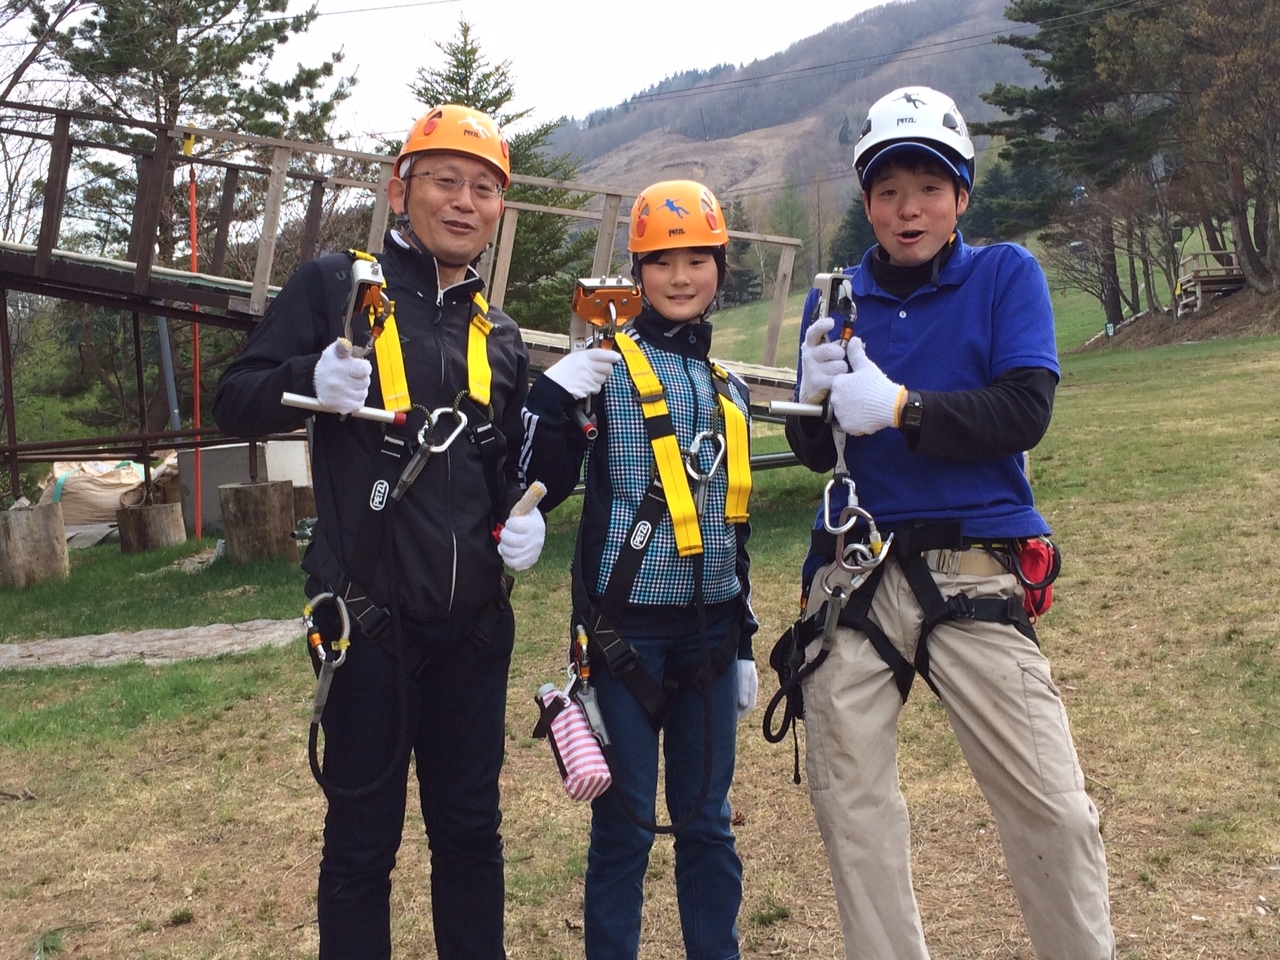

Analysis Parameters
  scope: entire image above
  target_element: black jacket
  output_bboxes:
[213,233,529,620]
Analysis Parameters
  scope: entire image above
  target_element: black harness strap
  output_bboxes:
[456,395,508,528]
[571,486,672,728]
[773,523,1038,713]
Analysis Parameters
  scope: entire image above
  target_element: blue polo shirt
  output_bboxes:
[799,236,1057,541]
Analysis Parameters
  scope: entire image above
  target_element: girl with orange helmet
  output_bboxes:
[517,180,758,960]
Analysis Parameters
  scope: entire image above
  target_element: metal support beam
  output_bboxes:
[130,311,154,503]
[34,113,72,279]
[210,166,239,277]
[0,287,19,499]
[299,179,327,266]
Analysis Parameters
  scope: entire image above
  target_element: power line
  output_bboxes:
[623,0,1168,107]
[0,0,462,50]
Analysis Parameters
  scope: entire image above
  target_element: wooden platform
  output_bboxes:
[0,100,804,497]
[1176,251,1245,316]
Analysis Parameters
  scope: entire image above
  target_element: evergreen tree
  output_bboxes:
[770,177,811,290]
[721,197,761,306]
[830,194,876,267]
[977,0,1177,326]
[24,0,352,433]
[410,18,594,332]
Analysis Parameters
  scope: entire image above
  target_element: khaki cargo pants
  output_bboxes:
[800,550,1116,960]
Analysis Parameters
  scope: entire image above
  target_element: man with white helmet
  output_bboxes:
[783,86,1115,959]
[215,104,539,959]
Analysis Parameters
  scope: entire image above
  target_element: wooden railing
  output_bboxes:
[0,101,802,365]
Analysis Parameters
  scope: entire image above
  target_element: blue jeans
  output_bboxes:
[584,613,743,960]
[315,606,514,960]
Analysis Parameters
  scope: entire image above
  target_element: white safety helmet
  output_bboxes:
[853,87,975,192]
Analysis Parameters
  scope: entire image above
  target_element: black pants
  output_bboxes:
[315,606,514,960]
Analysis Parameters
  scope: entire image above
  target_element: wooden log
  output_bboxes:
[219,481,295,563]
[292,485,316,525]
[116,502,187,555]
[0,502,71,589]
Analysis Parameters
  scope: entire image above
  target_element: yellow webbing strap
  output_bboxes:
[371,310,410,412]
[614,332,702,557]
[468,292,493,407]
[712,363,752,523]
[367,283,493,413]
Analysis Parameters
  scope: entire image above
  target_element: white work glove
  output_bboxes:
[542,349,621,400]
[497,509,546,571]
[829,337,905,436]
[736,658,758,718]
[798,315,849,404]
[313,339,372,415]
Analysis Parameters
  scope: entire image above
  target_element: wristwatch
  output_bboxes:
[899,389,924,435]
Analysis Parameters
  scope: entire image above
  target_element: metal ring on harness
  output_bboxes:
[822,474,860,534]
[833,505,892,576]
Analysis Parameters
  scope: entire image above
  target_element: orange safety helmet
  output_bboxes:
[396,104,511,188]
[628,180,728,254]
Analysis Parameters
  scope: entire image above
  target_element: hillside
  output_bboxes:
[1078,289,1280,353]
[552,0,1040,199]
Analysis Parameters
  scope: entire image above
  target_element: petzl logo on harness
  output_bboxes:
[369,479,390,511]
[629,521,653,550]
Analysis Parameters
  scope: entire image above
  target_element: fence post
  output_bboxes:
[250,145,292,315]
[762,245,796,367]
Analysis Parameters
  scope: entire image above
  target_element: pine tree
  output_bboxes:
[721,197,761,306]
[22,0,352,432]
[410,18,594,332]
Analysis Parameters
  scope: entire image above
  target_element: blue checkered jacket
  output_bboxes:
[521,308,757,655]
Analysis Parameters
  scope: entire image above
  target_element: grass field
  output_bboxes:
[706,253,1111,372]
[2,332,1278,958]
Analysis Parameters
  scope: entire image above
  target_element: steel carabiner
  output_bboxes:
[303,592,352,724]
[822,473,860,534]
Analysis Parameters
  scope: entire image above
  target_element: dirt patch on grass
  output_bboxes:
[1077,287,1280,352]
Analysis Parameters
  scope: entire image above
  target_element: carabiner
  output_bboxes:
[822,473,860,534]
[834,505,893,575]
[684,429,726,484]
[424,406,468,453]
[303,591,352,668]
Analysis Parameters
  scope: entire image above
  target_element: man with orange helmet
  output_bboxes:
[215,104,537,960]
[519,179,757,960]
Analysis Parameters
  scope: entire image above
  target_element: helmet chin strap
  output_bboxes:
[397,215,470,270]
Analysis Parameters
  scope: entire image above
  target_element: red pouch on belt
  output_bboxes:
[1014,537,1061,620]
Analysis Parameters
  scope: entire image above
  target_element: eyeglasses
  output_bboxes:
[406,169,504,200]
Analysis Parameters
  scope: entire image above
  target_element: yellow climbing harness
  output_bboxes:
[613,332,750,558]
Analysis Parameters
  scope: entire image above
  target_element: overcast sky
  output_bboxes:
[281,0,890,143]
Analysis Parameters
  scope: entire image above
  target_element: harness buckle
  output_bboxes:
[946,592,976,619]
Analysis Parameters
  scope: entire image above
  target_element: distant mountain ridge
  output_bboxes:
[549,0,1040,202]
